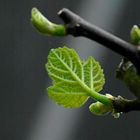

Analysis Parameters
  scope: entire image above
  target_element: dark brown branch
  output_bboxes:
[112,96,140,113]
[58,8,140,74]
[58,8,140,113]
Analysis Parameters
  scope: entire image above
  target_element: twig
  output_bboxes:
[31,8,140,114]
[58,9,140,113]
[58,8,140,74]
[112,96,140,113]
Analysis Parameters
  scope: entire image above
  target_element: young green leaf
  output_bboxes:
[46,47,111,107]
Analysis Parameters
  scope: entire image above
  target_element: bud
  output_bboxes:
[31,8,66,36]
[89,101,112,116]
[130,25,140,45]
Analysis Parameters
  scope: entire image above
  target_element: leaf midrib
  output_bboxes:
[52,51,93,95]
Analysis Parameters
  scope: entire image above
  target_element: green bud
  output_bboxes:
[130,25,140,45]
[31,8,66,36]
[89,101,112,116]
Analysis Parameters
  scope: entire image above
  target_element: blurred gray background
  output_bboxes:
[0,0,140,140]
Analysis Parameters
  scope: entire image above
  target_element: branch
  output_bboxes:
[31,8,140,115]
[112,96,140,113]
[31,8,140,74]
[89,94,140,116]
[58,8,140,74]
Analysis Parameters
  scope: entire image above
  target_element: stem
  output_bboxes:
[112,96,140,113]
[31,8,140,74]
[31,7,140,114]
[90,91,112,106]
[58,8,140,74]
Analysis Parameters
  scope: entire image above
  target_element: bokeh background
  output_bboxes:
[1,0,140,140]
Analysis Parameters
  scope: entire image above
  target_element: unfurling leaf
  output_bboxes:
[46,47,111,108]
